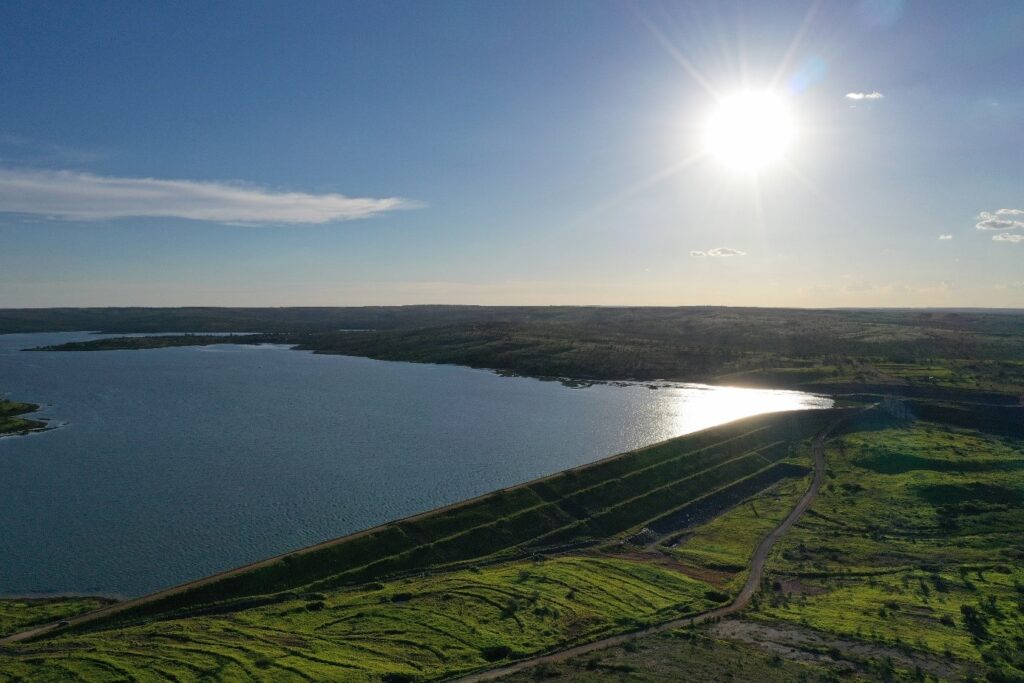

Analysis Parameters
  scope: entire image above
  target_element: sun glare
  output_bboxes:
[704,90,796,172]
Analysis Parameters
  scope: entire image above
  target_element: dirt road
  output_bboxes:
[448,416,841,682]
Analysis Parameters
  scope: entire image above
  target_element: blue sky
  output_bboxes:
[1,0,1022,307]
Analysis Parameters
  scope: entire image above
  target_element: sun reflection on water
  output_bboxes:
[668,383,833,436]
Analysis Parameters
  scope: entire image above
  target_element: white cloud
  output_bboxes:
[0,168,414,224]
[976,209,1024,231]
[691,248,746,258]
[845,91,884,100]
[707,247,746,257]
[993,232,1024,243]
[938,234,953,240]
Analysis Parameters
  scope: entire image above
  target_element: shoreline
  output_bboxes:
[28,330,1024,399]
[0,593,120,603]
[0,398,49,438]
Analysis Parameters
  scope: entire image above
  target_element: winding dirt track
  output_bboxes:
[447,415,844,682]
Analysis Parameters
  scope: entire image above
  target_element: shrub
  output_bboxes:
[382,674,417,683]
[481,645,512,662]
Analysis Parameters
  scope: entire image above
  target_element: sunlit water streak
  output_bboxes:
[0,332,830,597]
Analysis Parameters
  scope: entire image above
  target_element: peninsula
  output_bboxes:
[0,397,46,437]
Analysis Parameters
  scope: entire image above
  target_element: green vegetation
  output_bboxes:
[672,476,810,583]
[860,360,1024,396]
[769,423,1024,571]
[0,597,114,638]
[13,306,1024,393]
[0,557,717,681]
[500,413,1022,683]
[749,420,1024,679]
[33,333,275,352]
[0,397,46,436]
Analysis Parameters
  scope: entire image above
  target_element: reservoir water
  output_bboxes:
[0,332,832,597]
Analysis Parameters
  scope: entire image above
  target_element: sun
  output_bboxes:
[704,90,796,172]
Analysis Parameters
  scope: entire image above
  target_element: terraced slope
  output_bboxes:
[0,552,725,680]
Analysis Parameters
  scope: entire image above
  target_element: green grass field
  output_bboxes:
[0,597,114,639]
[750,420,1024,679]
[671,476,810,586]
[490,415,1023,682]
[0,556,718,681]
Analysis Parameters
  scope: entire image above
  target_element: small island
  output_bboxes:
[0,397,48,437]
[30,332,290,353]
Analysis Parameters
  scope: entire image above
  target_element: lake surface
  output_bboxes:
[0,332,832,597]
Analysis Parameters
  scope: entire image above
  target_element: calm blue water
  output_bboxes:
[0,332,831,597]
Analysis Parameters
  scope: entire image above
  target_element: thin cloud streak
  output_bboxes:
[845,91,884,100]
[691,247,746,257]
[0,134,110,166]
[0,168,415,224]
[993,232,1024,243]
[938,234,953,240]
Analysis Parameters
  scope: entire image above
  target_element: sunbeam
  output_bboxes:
[568,151,709,228]
[632,7,721,99]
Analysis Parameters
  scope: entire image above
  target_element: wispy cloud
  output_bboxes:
[845,91,884,100]
[975,209,1024,231]
[0,134,110,166]
[707,247,746,257]
[938,234,953,240]
[993,232,1024,243]
[690,247,746,258]
[0,168,415,224]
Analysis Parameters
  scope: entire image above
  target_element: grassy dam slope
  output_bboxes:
[0,408,841,681]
